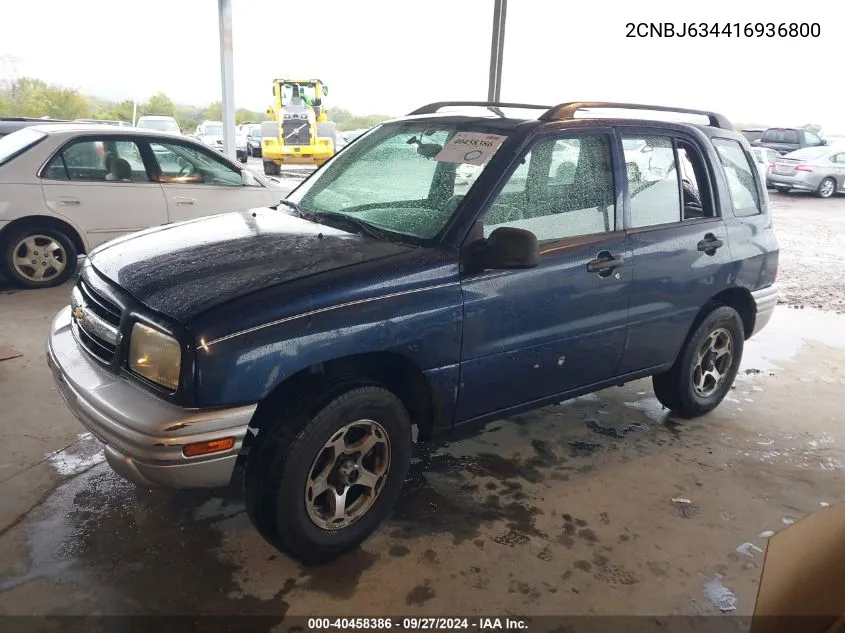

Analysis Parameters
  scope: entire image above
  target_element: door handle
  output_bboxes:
[697,233,724,254]
[58,198,80,206]
[587,251,625,277]
[174,197,195,206]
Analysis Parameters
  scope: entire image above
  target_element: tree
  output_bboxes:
[0,77,89,119]
[205,101,222,121]
[142,92,174,116]
[97,98,134,123]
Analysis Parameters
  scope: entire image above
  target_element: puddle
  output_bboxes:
[46,434,105,477]
[740,307,845,374]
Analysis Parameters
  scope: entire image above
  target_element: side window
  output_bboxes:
[712,139,762,217]
[835,154,845,164]
[150,141,245,186]
[43,139,150,182]
[483,135,615,242]
[805,131,822,146]
[677,144,713,220]
[623,135,681,228]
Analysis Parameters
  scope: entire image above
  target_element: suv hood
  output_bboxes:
[87,209,414,323]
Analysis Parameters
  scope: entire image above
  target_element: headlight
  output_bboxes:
[128,323,181,390]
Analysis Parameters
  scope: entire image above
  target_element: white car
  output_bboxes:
[135,115,181,135]
[0,124,289,288]
[751,147,780,186]
[197,120,248,163]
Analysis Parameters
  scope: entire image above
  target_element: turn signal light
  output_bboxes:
[183,437,235,457]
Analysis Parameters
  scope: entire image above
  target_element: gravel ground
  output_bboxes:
[769,190,845,313]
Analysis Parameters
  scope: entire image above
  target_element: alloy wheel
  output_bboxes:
[11,235,67,283]
[692,327,734,398]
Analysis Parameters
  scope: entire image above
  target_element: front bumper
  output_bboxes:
[751,284,779,337]
[47,306,255,488]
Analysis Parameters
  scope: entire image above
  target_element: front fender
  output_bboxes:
[194,281,463,407]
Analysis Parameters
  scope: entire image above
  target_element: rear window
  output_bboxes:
[762,129,799,144]
[138,118,179,132]
[0,128,47,166]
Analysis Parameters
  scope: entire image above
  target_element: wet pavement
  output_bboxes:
[1,192,844,618]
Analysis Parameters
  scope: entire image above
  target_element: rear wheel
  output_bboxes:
[263,160,281,176]
[652,306,744,418]
[2,225,78,289]
[774,186,790,193]
[245,383,412,564]
[817,177,836,199]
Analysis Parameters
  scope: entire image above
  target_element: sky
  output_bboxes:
[1,0,843,132]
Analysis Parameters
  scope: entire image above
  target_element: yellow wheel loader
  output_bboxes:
[261,79,336,175]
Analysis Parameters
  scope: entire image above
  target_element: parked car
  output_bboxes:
[241,124,262,157]
[136,115,181,135]
[752,127,826,155]
[47,101,778,563]
[751,147,780,185]
[0,117,69,138]
[196,120,248,163]
[0,124,288,287]
[739,128,766,143]
[767,146,845,197]
[73,119,132,127]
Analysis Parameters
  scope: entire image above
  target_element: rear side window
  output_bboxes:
[0,128,46,166]
[623,135,681,228]
[712,139,761,217]
[43,139,150,182]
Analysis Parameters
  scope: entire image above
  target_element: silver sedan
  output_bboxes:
[768,146,845,198]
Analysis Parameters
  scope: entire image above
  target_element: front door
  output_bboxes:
[145,139,276,223]
[40,136,168,249]
[456,131,631,423]
[617,132,733,373]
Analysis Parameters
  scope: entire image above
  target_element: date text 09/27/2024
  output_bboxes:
[307,618,528,630]
[626,22,820,38]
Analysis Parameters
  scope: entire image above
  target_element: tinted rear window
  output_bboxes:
[0,128,47,166]
[763,129,799,144]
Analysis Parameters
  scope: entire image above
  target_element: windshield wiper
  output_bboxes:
[276,199,316,221]
[315,210,388,241]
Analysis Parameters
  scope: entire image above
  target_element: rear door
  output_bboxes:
[144,139,277,222]
[617,131,733,374]
[456,130,631,422]
[40,136,168,249]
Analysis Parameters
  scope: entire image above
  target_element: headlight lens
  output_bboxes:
[128,323,181,390]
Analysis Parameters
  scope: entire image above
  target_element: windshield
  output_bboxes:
[0,128,46,166]
[138,119,179,132]
[249,125,262,137]
[287,122,509,241]
[784,147,828,161]
[204,124,223,136]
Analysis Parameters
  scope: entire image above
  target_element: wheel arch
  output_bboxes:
[689,287,756,344]
[238,350,440,469]
[0,214,87,255]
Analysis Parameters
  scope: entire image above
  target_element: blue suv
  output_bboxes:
[48,101,779,562]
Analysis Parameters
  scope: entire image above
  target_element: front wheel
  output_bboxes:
[2,225,78,289]
[652,306,744,418]
[245,384,412,564]
[263,160,280,176]
[817,177,836,199]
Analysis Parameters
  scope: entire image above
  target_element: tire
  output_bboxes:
[2,224,78,289]
[774,186,790,193]
[817,177,836,199]
[237,151,247,164]
[263,160,280,176]
[245,383,412,564]
[317,121,337,154]
[652,306,744,419]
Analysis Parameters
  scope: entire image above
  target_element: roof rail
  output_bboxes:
[408,101,551,116]
[539,102,733,130]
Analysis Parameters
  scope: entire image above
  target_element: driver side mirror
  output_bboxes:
[322,86,329,96]
[465,227,539,272]
[241,169,258,186]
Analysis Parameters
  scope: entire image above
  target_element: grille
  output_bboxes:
[282,119,312,146]
[72,279,122,364]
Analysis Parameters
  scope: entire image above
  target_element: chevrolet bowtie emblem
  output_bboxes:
[73,306,85,321]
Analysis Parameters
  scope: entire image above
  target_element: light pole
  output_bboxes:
[218,0,236,159]
[487,0,507,102]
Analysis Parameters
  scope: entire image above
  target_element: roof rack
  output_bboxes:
[408,101,551,116]
[539,102,733,130]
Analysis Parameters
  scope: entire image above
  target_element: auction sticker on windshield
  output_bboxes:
[435,132,507,166]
